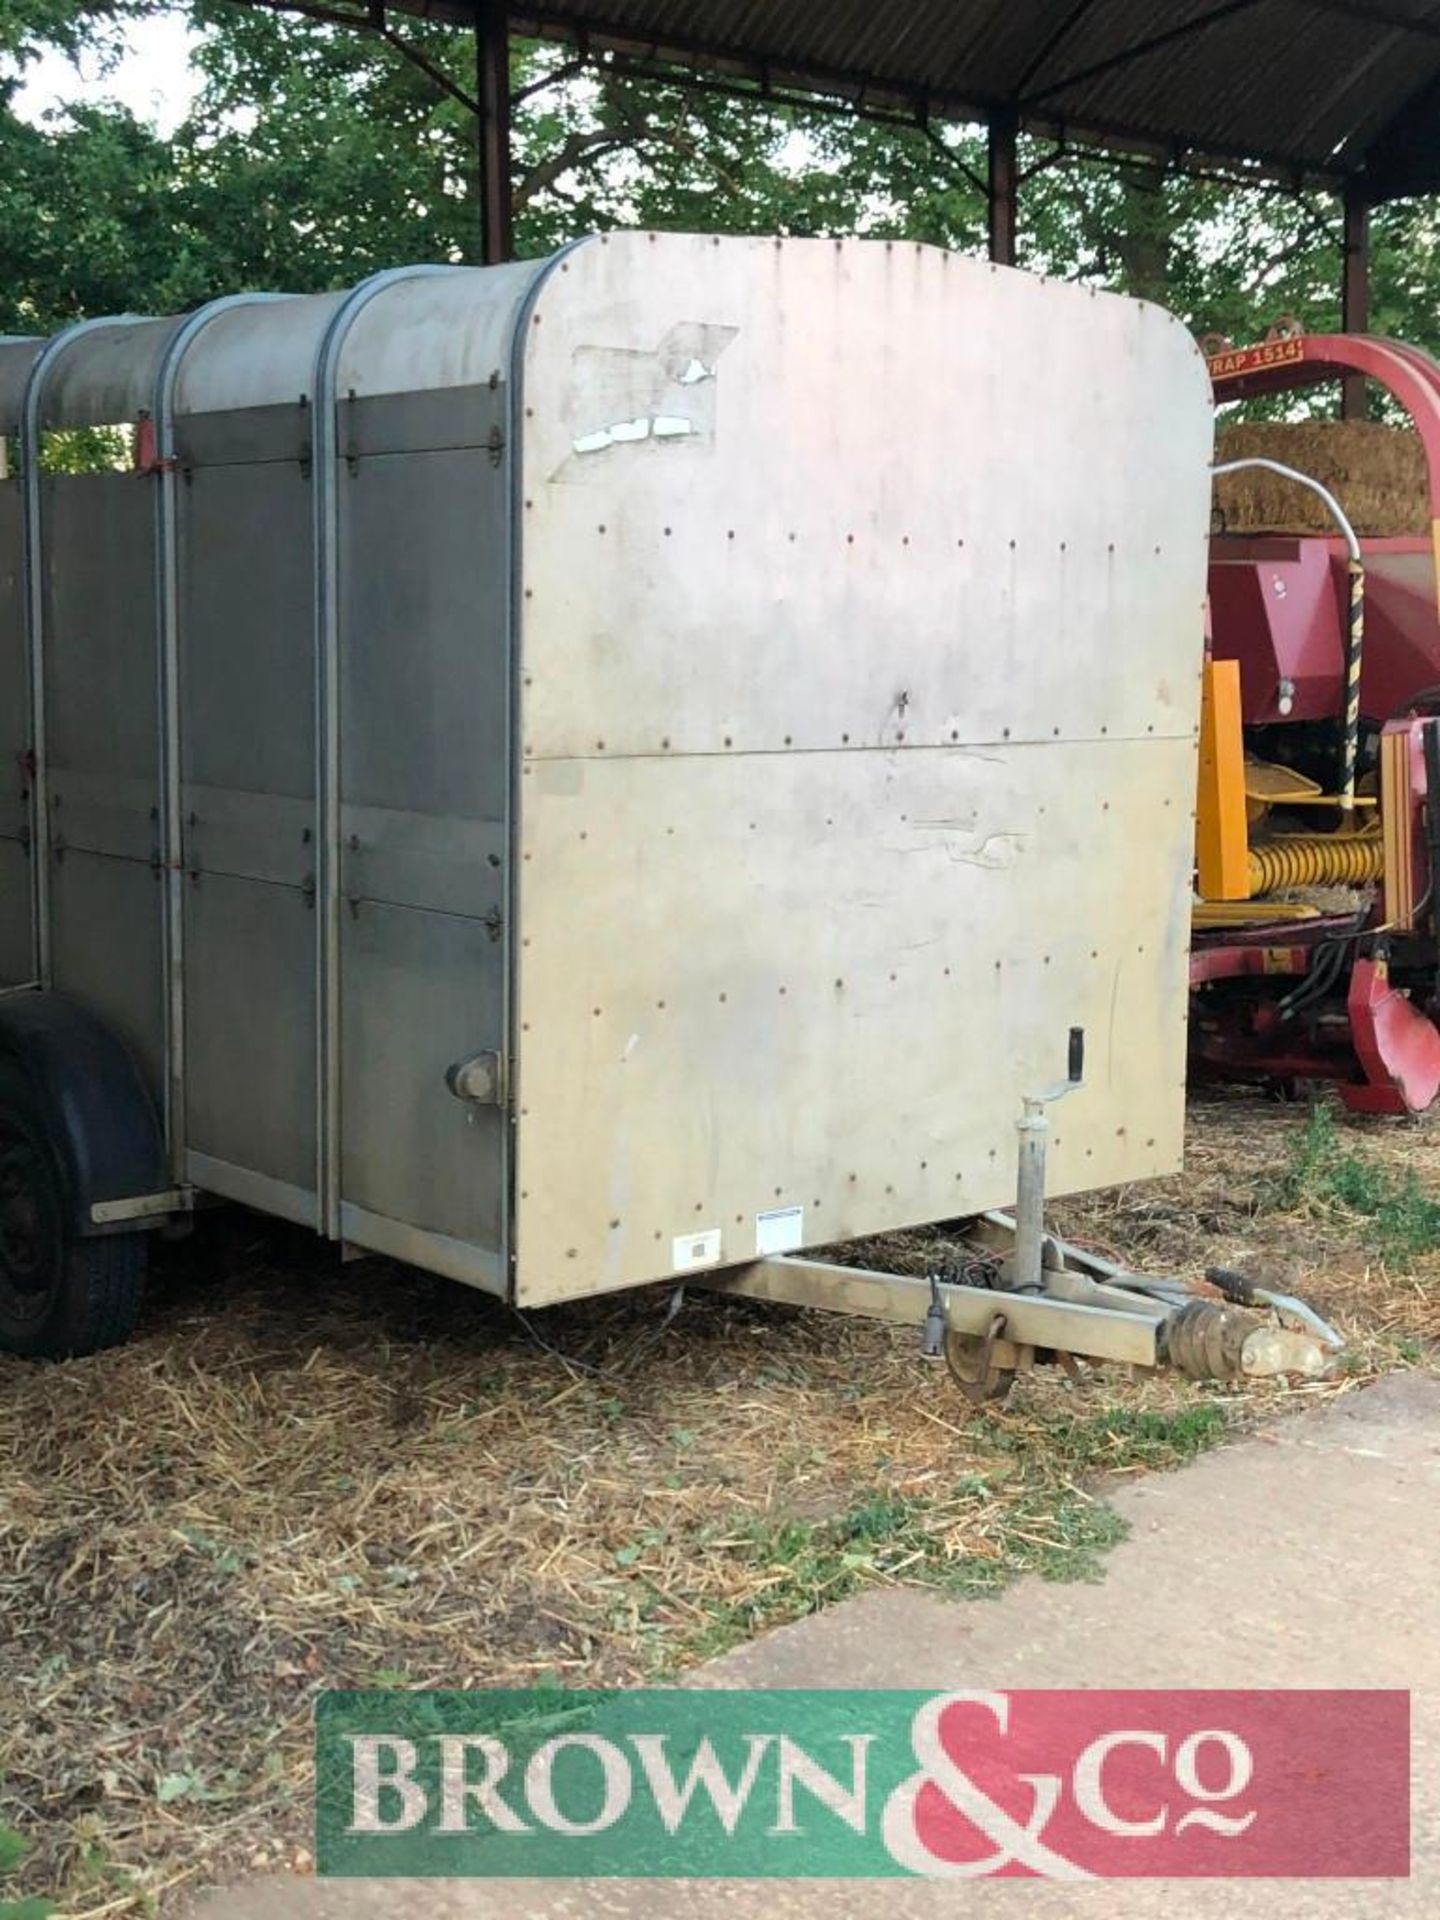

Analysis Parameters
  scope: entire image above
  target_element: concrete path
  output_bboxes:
[189,1372,1439,1919]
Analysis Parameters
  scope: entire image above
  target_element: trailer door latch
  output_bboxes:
[446,1050,506,1107]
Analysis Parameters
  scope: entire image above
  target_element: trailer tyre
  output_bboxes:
[0,1068,146,1359]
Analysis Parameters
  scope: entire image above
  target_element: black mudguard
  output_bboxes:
[0,991,164,1235]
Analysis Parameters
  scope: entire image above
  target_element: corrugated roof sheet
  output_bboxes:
[234,0,1440,196]
[428,0,1440,197]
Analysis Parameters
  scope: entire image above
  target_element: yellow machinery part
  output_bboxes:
[1247,833,1384,894]
[1196,658,1250,900]
[1192,899,1321,928]
[1244,756,1321,826]
[1380,726,1418,929]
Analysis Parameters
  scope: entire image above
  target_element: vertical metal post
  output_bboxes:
[1341,180,1370,420]
[311,267,462,1240]
[988,108,1019,268]
[153,294,286,1179]
[476,0,513,265]
[19,316,151,988]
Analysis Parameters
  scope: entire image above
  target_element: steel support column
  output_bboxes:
[476,0,513,265]
[1341,180,1371,419]
[988,109,1019,267]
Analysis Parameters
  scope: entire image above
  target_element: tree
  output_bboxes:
[0,0,1437,369]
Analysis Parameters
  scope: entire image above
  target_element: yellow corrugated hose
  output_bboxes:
[1248,831,1384,895]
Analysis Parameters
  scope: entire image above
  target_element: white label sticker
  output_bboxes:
[755,1205,805,1256]
[672,1228,722,1272]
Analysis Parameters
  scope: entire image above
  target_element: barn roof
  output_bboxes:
[269,0,1440,200]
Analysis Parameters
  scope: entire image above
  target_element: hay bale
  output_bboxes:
[1214,420,1429,537]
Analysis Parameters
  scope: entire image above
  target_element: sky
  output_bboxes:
[11,9,200,135]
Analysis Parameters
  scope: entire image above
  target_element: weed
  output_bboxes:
[1267,1105,1440,1260]
[675,1484,1131,1667]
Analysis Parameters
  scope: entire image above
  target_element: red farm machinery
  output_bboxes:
[1193,330,1440,1115]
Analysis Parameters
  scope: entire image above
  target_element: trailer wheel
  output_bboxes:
[943,1325,1017,1406]
[0,1068,146,1359]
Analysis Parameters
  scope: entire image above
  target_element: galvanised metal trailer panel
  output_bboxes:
[511,235,1211,1301]
[0,338,41,992]
[9,236,1214,1311]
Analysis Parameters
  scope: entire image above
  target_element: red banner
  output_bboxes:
[901,1689,1409,1878]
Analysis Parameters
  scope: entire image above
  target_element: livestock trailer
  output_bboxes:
[0,233,1334,1386]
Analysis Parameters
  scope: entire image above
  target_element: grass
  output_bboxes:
[1265,1102,1440,1261]
[671,1482,1133,1667]
[2,1091,1437,1914]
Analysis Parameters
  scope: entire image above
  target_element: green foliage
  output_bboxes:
[1268,1104,1440,1259]
[993,1401,1230,1471]
[677,1484,1129,1666]
[38,425,129,473]
[2,0,1439,400]
[0,1821,55,1920]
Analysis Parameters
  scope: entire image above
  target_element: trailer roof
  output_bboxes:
[237,0,1440,200]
